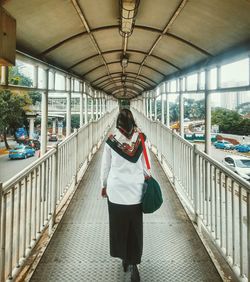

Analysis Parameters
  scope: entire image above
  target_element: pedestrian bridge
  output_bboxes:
[1,0,250,281]
[1,109,249,282]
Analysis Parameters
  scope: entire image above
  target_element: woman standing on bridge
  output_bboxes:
[101,109,151,282]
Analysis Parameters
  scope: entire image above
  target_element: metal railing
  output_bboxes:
[0,109,117,282]
[132,109,250,282]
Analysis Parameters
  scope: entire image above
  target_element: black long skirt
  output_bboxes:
[108,200,143,265]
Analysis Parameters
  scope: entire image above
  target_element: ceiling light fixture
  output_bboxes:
[119,0,140,38]
[121,55,128,68]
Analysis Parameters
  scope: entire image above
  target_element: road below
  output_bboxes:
[0,152,39,183]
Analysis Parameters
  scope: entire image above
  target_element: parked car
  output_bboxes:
[223,155,250,181]
[9,145,35,160]
[235,144,250,153]
[214,140,234,150]
[49,134,58,142]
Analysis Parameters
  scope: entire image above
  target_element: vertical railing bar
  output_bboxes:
[38,165,42,233]
[33,168,38,240]
[28,172,33,248]
[23,177,28,258]
[231,180,236,264]
[225,175,229,256]
[219,171,223,248]
[239,186,243,276]
[215,168,218,240]
[16,182,21,267]
[206,162,209,227]
[8,187,14,279]
[247,191,250,281]
[1,194,7,282]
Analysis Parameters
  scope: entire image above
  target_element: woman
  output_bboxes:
[100,109,151,282]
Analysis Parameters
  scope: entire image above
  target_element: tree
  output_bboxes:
[28,91,42,105]
[8,66,33,87]
[211,107,250,135]
[0,90,31,148]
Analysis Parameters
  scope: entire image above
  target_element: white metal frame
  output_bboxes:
[132,109,250,282]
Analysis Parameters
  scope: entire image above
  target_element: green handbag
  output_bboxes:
[139,133,163,213]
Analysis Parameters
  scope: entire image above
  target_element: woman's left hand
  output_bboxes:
[101,187,107,198]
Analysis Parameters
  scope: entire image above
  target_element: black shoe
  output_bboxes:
[122,260,128,272]
[131,265,140,282]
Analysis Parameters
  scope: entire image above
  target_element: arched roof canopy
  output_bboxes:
[3,0,250,99]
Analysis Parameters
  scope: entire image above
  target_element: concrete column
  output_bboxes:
[80,85,84,127]
[205,69,211,155]
[33,65,39,89]
[58,120,63,138]
[1,66,8,85]
[41,69,49,156]
[28,117,35,139]
[66,77,72,136]
[179,78,184,137]
[52,119,57,135]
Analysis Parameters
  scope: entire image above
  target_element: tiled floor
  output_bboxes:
[31,144,221,282]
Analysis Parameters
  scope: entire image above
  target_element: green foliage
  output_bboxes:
[0,90,32,147]
[8,66,33,87]
[212,107,250,135]
[28,91,42,105]
[156,98,205,122]
[62,115,80,129]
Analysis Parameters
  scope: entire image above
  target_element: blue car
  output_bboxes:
[9,145,35,160]
[235,144,250,153]
[214,140,234,150]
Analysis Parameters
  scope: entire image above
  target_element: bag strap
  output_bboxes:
[139,133,151,170]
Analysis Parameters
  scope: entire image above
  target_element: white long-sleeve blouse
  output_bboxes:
[100,129,151,205]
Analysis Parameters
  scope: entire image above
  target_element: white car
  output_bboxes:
[223,155,250,181]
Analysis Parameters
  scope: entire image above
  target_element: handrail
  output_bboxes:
[132,108,250,282]
[0,108,118,282]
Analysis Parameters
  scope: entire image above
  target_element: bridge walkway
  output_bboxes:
[30,143,222,282]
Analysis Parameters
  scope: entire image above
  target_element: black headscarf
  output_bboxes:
[116,109,137,139]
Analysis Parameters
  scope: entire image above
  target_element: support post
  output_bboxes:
[193,144,199,224]
[41,69,49,156]
[66,77,72,136]
[28,117,35,139]
[205,69,211,155]
[179,77,184,137]
[91,97,94,120]
[161,87,165,124]
[49,144,58,235]
[80,83,84,127]
[84,93,88,124]
[166,82,170,127]
[149,97,152,120]
[33,65,39,89]
[52,119,57,135]
[154,97,157,121]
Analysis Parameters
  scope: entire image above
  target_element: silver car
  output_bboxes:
[223,155,250,181]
